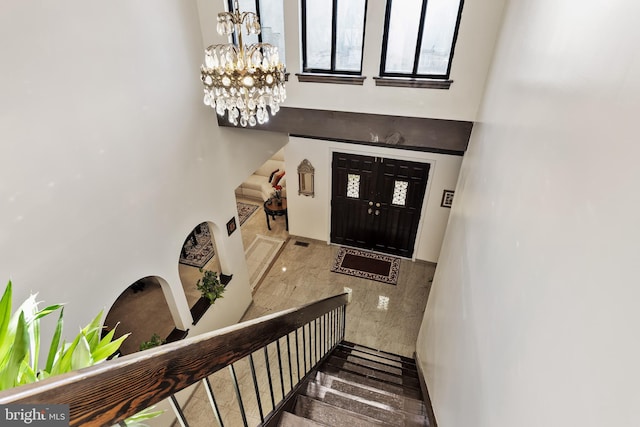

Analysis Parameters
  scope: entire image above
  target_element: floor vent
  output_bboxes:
[294,241,310,247]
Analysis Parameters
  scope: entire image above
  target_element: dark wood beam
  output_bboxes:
[217,107,473,155]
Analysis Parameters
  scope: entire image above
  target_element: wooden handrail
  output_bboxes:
[0,292,350,426]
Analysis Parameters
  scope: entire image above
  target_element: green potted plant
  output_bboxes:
[139,333,165,351]
[0,280,162,424]
[196,269,225,304]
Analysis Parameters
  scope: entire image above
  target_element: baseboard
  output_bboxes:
[414,351,438,427]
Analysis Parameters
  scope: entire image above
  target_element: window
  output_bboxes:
[347,174,361,198]
[300,0,367,79]
[392,180,409,206]
[379,0,463,85]
[227,0,286,63]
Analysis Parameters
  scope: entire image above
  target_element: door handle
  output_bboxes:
[375,202,381,207]
[369,201,374,206]
[375,210,380,216]
[368,208,373,214]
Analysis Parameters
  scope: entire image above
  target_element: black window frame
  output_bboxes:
[227,0,265,45]
[300,0,368,76]
[379,0,464,80]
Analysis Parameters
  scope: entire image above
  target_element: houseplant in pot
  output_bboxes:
[196,269,226,304]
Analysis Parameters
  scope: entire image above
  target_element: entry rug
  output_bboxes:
[237,201,259,226]
[245,234,285,291]
[179,223,215,268]
[330,247,400,285]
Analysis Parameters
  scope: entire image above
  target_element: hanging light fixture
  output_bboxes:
[201,1,286,127]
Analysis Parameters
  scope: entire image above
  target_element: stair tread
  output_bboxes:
[332,349,419,378]
[303,381,429,426]
[319,363,422,400]
[278,411,329,427]
[314,371,427,415]
[337,346,405,368]
[339,341,417,365]
[294,394,388,427]
[325,356,421,389]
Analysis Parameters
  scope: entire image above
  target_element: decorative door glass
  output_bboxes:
[347,173,361,198]
[392,180,409,205]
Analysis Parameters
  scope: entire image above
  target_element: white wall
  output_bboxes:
[0,1,285,359]
[417,0,640,425]
[285,137,462,262]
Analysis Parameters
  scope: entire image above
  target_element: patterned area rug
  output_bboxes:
[179,223,214,268]
[330,247,400,285]
[237,202,259,226]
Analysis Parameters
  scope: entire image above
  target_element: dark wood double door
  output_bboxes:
[331,152,430,258]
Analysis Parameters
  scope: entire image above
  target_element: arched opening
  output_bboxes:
[104,276,179,356]
[234,148,289,292]
[178,221,223,324]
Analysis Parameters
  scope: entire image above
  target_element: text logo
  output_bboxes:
[1,405,69,426]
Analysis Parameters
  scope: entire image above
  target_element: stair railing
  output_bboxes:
[0,292,350,426]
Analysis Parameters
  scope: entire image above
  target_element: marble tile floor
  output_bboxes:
[173,196,436,426]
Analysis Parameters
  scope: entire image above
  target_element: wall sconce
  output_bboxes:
[297,159,315,197]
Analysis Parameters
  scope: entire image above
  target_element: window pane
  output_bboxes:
[259,0,286,63]
[384,0,423,73]
[347,174,360,198]
[335,0,366,72]
[392,180,409,206]
[235,0,259,46]
[305,0,333,69]
[417,0,461,75]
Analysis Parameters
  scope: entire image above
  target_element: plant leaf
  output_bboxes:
[33,304,63,321]
[0,312,29,390]
[0,281,13,352]
[123,405,164,424]
[29,304,40,374]
[18,359,36,385]
[45,308,64,373]
[82,310,104,351]
[92,333,129,362]
[51,334,80,376]
[71,334,93,371]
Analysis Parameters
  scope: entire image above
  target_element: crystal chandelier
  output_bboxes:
[201,1,286,127]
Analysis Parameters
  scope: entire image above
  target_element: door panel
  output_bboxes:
[331,152,430,257]
[330,153,377,248]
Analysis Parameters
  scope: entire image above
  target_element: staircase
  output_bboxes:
[278,341,430,427]
[0,293,436,427]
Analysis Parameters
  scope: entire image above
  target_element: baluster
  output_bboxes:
[314,318,318,363]
[295,328,301,382]
[330,309,334,348]
[302,324,307,374]
[168,395,190,427]
[203,377,224,427]
[318,314,324,359]
[286,333,294,389]
[248,354,264,423]
[341,304,347,340]
[324,314,328,354]
[276,338,286,399]
[263,346,276,410]
[336,307,340,344]
[229,364,248,427]
[307,322,313,370]
[324,312,328,355]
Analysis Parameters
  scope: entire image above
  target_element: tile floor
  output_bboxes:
[172,198,436,426]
